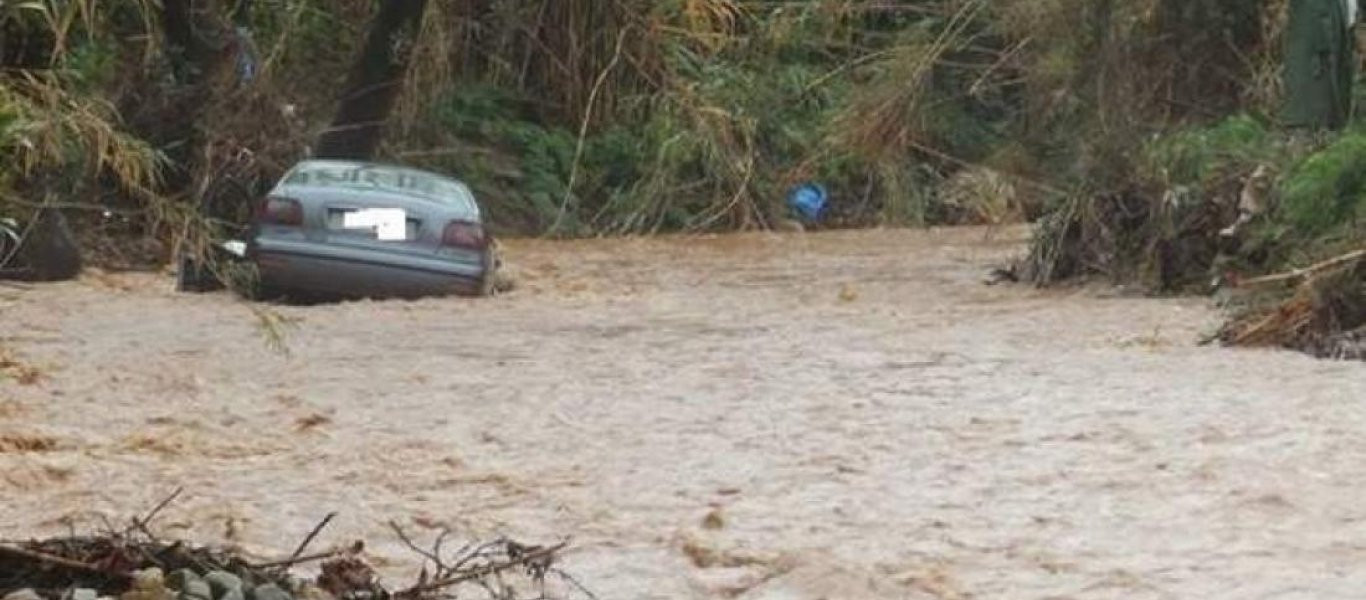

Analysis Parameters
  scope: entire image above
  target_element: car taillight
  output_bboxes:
[257,196,303,226]
[442,221,486,249]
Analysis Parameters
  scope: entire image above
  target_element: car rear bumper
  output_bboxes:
[249,237,489,299]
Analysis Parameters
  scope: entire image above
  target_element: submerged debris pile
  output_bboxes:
[1,536,344,600]
[0,510,589,600]
[1214,248,1366,360]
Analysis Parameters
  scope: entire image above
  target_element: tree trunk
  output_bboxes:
[2,207,82,282]
[161,0,230,86]
[1284,0,1356,130]
[315,0,429,160]
[156,0,240,227]
[231,0,253,25]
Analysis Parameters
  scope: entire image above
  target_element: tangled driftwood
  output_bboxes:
[1216,247,1366,360]
[1,492,593,600]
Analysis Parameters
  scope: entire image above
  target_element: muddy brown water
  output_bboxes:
[3,226,1365,599]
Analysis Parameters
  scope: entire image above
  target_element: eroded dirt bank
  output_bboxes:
[4,227,1366,599]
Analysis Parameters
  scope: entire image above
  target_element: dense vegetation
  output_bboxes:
[0,0,1361,300]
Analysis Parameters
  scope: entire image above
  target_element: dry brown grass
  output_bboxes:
[1248,0,1290,114]
[0,75,162,201]
[940,167,1022,225]
[0,0,159,61]
[829,0,989,165]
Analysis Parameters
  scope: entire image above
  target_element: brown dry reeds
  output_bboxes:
[828,0,988,165]
[410,0,672,128]
[0,74,162,203]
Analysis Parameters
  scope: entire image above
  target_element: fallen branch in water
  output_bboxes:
[1236,248,1366,289]
[1217,246,1366,360]
[0,543,131,580]
[251,547,348,570]
[281,512,337,567]
[3,501,592,600]
[394,541,568,597]
[126,487,184,540]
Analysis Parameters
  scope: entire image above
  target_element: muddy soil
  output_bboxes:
[3,227,1365,599]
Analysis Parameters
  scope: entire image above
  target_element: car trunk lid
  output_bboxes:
[316,192,447,256]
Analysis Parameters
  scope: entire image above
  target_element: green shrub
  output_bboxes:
[1279,130,1366,237]
[1143,115,1277,187]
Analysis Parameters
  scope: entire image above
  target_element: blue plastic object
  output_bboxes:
[787,183,827,222]
[234,27,258,83]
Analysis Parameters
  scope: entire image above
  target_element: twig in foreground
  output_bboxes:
[128,487,185,538]
[0,544,133,581]
[388,521,448,574]
[251,549,346,570]
[283,512,338,566]
[393,542,569,597]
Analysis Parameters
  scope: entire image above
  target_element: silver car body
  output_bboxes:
[247,159,493,299]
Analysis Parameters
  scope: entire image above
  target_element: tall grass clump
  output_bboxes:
[395,0,1078,234]
[1278,131,1366,238]
[0,0,163,211]
[1019,0,1289,289]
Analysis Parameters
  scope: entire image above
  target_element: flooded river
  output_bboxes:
[3,227,1366,598]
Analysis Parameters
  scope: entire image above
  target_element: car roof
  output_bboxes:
[276,159,477,211]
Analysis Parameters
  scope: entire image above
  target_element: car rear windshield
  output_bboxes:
[283,163,475,210]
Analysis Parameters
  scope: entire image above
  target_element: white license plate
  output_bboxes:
[339,208,408,241]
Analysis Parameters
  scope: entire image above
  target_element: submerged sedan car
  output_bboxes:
[243,159,496,299]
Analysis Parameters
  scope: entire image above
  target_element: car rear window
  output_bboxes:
[283,163,475,210]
